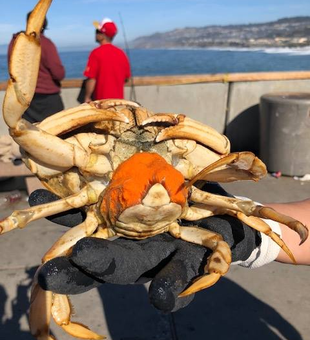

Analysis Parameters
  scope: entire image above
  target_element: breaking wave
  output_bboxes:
[206,46,310,55]
[261,47,310,55]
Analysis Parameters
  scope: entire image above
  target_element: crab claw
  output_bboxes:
[186,151,267,188]
[60,322,105,340]
[149,115,230,155]
[3,0,53,129]
[29,269,105,340]
[252,206,309,245]
[51,290,106,339]
[169,223,231,297]
[179,273,221,297]
[142,113,180,125]
[29,280,53,340]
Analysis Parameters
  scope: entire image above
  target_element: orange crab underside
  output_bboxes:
[100,152,188,224]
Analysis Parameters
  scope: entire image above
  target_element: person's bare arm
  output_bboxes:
[264,199,310,265]
[84,78,96,103]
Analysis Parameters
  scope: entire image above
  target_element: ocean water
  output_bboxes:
[1,47,310,82]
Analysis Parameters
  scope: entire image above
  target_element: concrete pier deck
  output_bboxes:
[0,174,309,340]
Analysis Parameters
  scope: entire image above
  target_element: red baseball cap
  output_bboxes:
[93,18,118,38]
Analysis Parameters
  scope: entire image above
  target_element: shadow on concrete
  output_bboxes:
[98,277,301,340]
[173,277,302,340]
[97,283,174,340]
[225,104,260,154]
[0,267,37,340]
[0,272,302,340]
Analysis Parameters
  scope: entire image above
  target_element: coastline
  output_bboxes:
[1,44,310,56]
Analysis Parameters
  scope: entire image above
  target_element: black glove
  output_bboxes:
[29,183,261,313]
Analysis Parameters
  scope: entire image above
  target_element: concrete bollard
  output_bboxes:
[260,92,310,176]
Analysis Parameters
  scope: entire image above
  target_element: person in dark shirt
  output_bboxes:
[7,12,65,123]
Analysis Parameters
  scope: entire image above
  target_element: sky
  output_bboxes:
[1,0,310,49]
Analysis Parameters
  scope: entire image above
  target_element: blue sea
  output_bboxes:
[1,47,310,81]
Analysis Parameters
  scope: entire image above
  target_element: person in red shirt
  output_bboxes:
[7,12,65,123]
[83,18,131,102]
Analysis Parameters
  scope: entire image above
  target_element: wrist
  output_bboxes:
[234,219,282,268]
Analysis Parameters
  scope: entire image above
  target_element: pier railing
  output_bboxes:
[1,70,310,153]
[2,70,310,90]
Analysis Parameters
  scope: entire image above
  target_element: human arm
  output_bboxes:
[265,199,310,265]
[84,78,96,103]
[83,50,98,102]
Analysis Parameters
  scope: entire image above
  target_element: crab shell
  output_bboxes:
[100,152,188,237]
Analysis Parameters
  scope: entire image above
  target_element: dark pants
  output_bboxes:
[22,92,64,123]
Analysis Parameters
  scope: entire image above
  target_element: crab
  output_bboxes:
[1,0,308,339]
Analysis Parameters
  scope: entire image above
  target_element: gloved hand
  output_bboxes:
[29,183,261,313]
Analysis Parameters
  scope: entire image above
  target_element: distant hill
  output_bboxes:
[131,17,310,49]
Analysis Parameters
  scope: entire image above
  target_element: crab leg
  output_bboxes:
[190,187,308,245]
[24,133,116,180]
[186,151,267,187]
[166,140,223,179]
[91,98,140,110]
[3,0,52,128]
[169,222,231,297]
[181,204,226,220]
[36,104,129,136]
[44,210,106,339]
[30,209,108,340]
[51,293,105,339]
[0,182,103,234]
[182,204,296,263]
[29,273,54,340]
[142,114,230,155]
[10,111,126,171]
[9,119,119,175]
[42,209,101,262]
[30,268,105,340]
[234,212,296,263]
